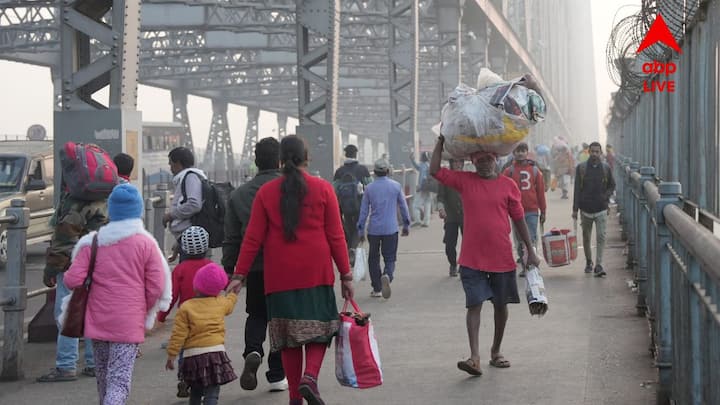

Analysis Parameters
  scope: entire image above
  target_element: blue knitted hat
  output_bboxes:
[108,183,144,221]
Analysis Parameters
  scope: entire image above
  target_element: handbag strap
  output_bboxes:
[341,298,362,314]
[83,234,99,289]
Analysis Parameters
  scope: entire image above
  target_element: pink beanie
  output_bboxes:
[193,263,229,297]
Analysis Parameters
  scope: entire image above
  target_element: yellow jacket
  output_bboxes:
[167,293,238,357]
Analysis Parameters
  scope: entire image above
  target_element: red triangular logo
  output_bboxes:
[637,14,682,54]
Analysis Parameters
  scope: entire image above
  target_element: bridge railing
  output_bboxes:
[617,156,720,404]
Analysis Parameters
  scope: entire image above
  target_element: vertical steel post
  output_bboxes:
[436,0,463,106]
[0,200,29,381]
[277,113,288,139]
[295,0,341,180]
[387,0,419,168]
[204,100,233,182]
[636,166,655,316]
[242,107,260,161]
[654,182,682,405]
[171,91,194,152]
[152,183,169,254]
[627,162,640,269]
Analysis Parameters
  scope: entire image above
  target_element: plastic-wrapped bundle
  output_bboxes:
[440,77,546,158]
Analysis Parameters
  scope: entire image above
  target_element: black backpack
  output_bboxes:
[181,171,234,248]
[336,172,361,215]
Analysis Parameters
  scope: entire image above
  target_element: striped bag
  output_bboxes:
[335,299,383,389]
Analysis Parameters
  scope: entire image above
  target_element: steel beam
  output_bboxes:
[242,107,259,161]
[387,0,419,167]
[171,90,194,152]
[203,100,234,183]
[436,0,462,110]
[277,113,287,139]
[295,0,340,180]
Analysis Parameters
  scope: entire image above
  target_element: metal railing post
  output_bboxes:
[153,183,170,254]
[626,162,640,270]
[654,182,682,404]
[0,199,29,381]
[635,166,655,316]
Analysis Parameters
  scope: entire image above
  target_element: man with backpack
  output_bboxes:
[222,137,287,393]
[438,158,464,277]
[164,147,208,262]
[572,142,616,277]
[333,145,372,265]
[503,143,546,277]
[38,142,115,382]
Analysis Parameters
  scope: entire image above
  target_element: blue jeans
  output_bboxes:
[55,273,94,371]
[368,233,399,292]
[514,212,539,259]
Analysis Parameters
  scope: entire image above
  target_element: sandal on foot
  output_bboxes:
[489,354,511,368]
[457,358,483,376]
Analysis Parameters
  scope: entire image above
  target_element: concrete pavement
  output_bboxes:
[0,191,657,404]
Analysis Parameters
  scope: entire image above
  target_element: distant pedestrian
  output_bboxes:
[572,142,616,277]
[430,135,540,377]
[166,263,238,405]
[113,153,134,183]
[502,142,546,276]
[222,137,287,393]
[63,183,171,404]
[333,144,372,266]
[157,226,213,398]
[437,158,464,277]
[163,147,206,262]
[551,139,575,199]
[410,151,433,227]
[357,158,411,299]
[226,136,353,405]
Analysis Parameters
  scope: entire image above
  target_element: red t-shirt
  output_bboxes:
[434,168,524,272]
[156,257,213,322]
[502,162,547,214]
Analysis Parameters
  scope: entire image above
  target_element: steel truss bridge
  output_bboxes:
[0,0,590,180]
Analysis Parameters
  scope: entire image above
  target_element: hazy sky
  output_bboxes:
[0,1,637,150]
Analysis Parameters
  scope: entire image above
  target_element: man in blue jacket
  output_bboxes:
[358,159,411,299]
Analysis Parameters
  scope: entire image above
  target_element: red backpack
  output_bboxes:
[60,142,119,201]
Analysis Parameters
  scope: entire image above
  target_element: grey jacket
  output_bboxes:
[169,167,207,237]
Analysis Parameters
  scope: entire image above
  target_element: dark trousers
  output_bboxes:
[443,221,463,267]
[342,212,360,251]
[244,272,285,383]
[368,233,399,292]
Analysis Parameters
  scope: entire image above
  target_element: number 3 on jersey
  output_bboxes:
[519,170,532,191]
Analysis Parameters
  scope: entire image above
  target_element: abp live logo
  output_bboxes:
[637,14,682,93]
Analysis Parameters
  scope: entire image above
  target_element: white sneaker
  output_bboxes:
[370,290,382,298]
[381,275,391,299]
[268,377,288,392]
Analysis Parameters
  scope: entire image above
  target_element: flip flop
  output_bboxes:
[457,358,483,376]
[489,354,511,368]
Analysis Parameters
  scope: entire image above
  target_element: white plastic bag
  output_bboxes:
[353,246,367,282]
[440,78,546,158]
[525,265,548,316]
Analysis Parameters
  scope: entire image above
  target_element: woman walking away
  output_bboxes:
[227,135,354,405]
[63,183,171,405]
[166,262,238,405]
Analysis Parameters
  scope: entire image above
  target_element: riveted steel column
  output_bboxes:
[242,107,260,161]
[295,0,341,180]
[0,200,29,381]
[204,100,234,183]
[171,91,194,152]
[340,129,350,149]
[387,0,419,168]
[655,182,682,405]
[277,113,288,139]
[436,0,463,105]
[636,166,655,316]
[55,0,142,193]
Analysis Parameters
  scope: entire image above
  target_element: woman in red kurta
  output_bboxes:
[227,136,353,405]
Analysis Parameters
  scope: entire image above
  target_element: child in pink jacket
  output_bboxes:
[63,183,171,404]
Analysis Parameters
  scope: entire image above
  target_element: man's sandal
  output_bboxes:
[457,358,483,376]
[489,354,511,368]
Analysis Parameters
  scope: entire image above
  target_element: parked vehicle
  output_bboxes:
[0,141,54,267]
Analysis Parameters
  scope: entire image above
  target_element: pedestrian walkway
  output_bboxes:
[0,192,656,404]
